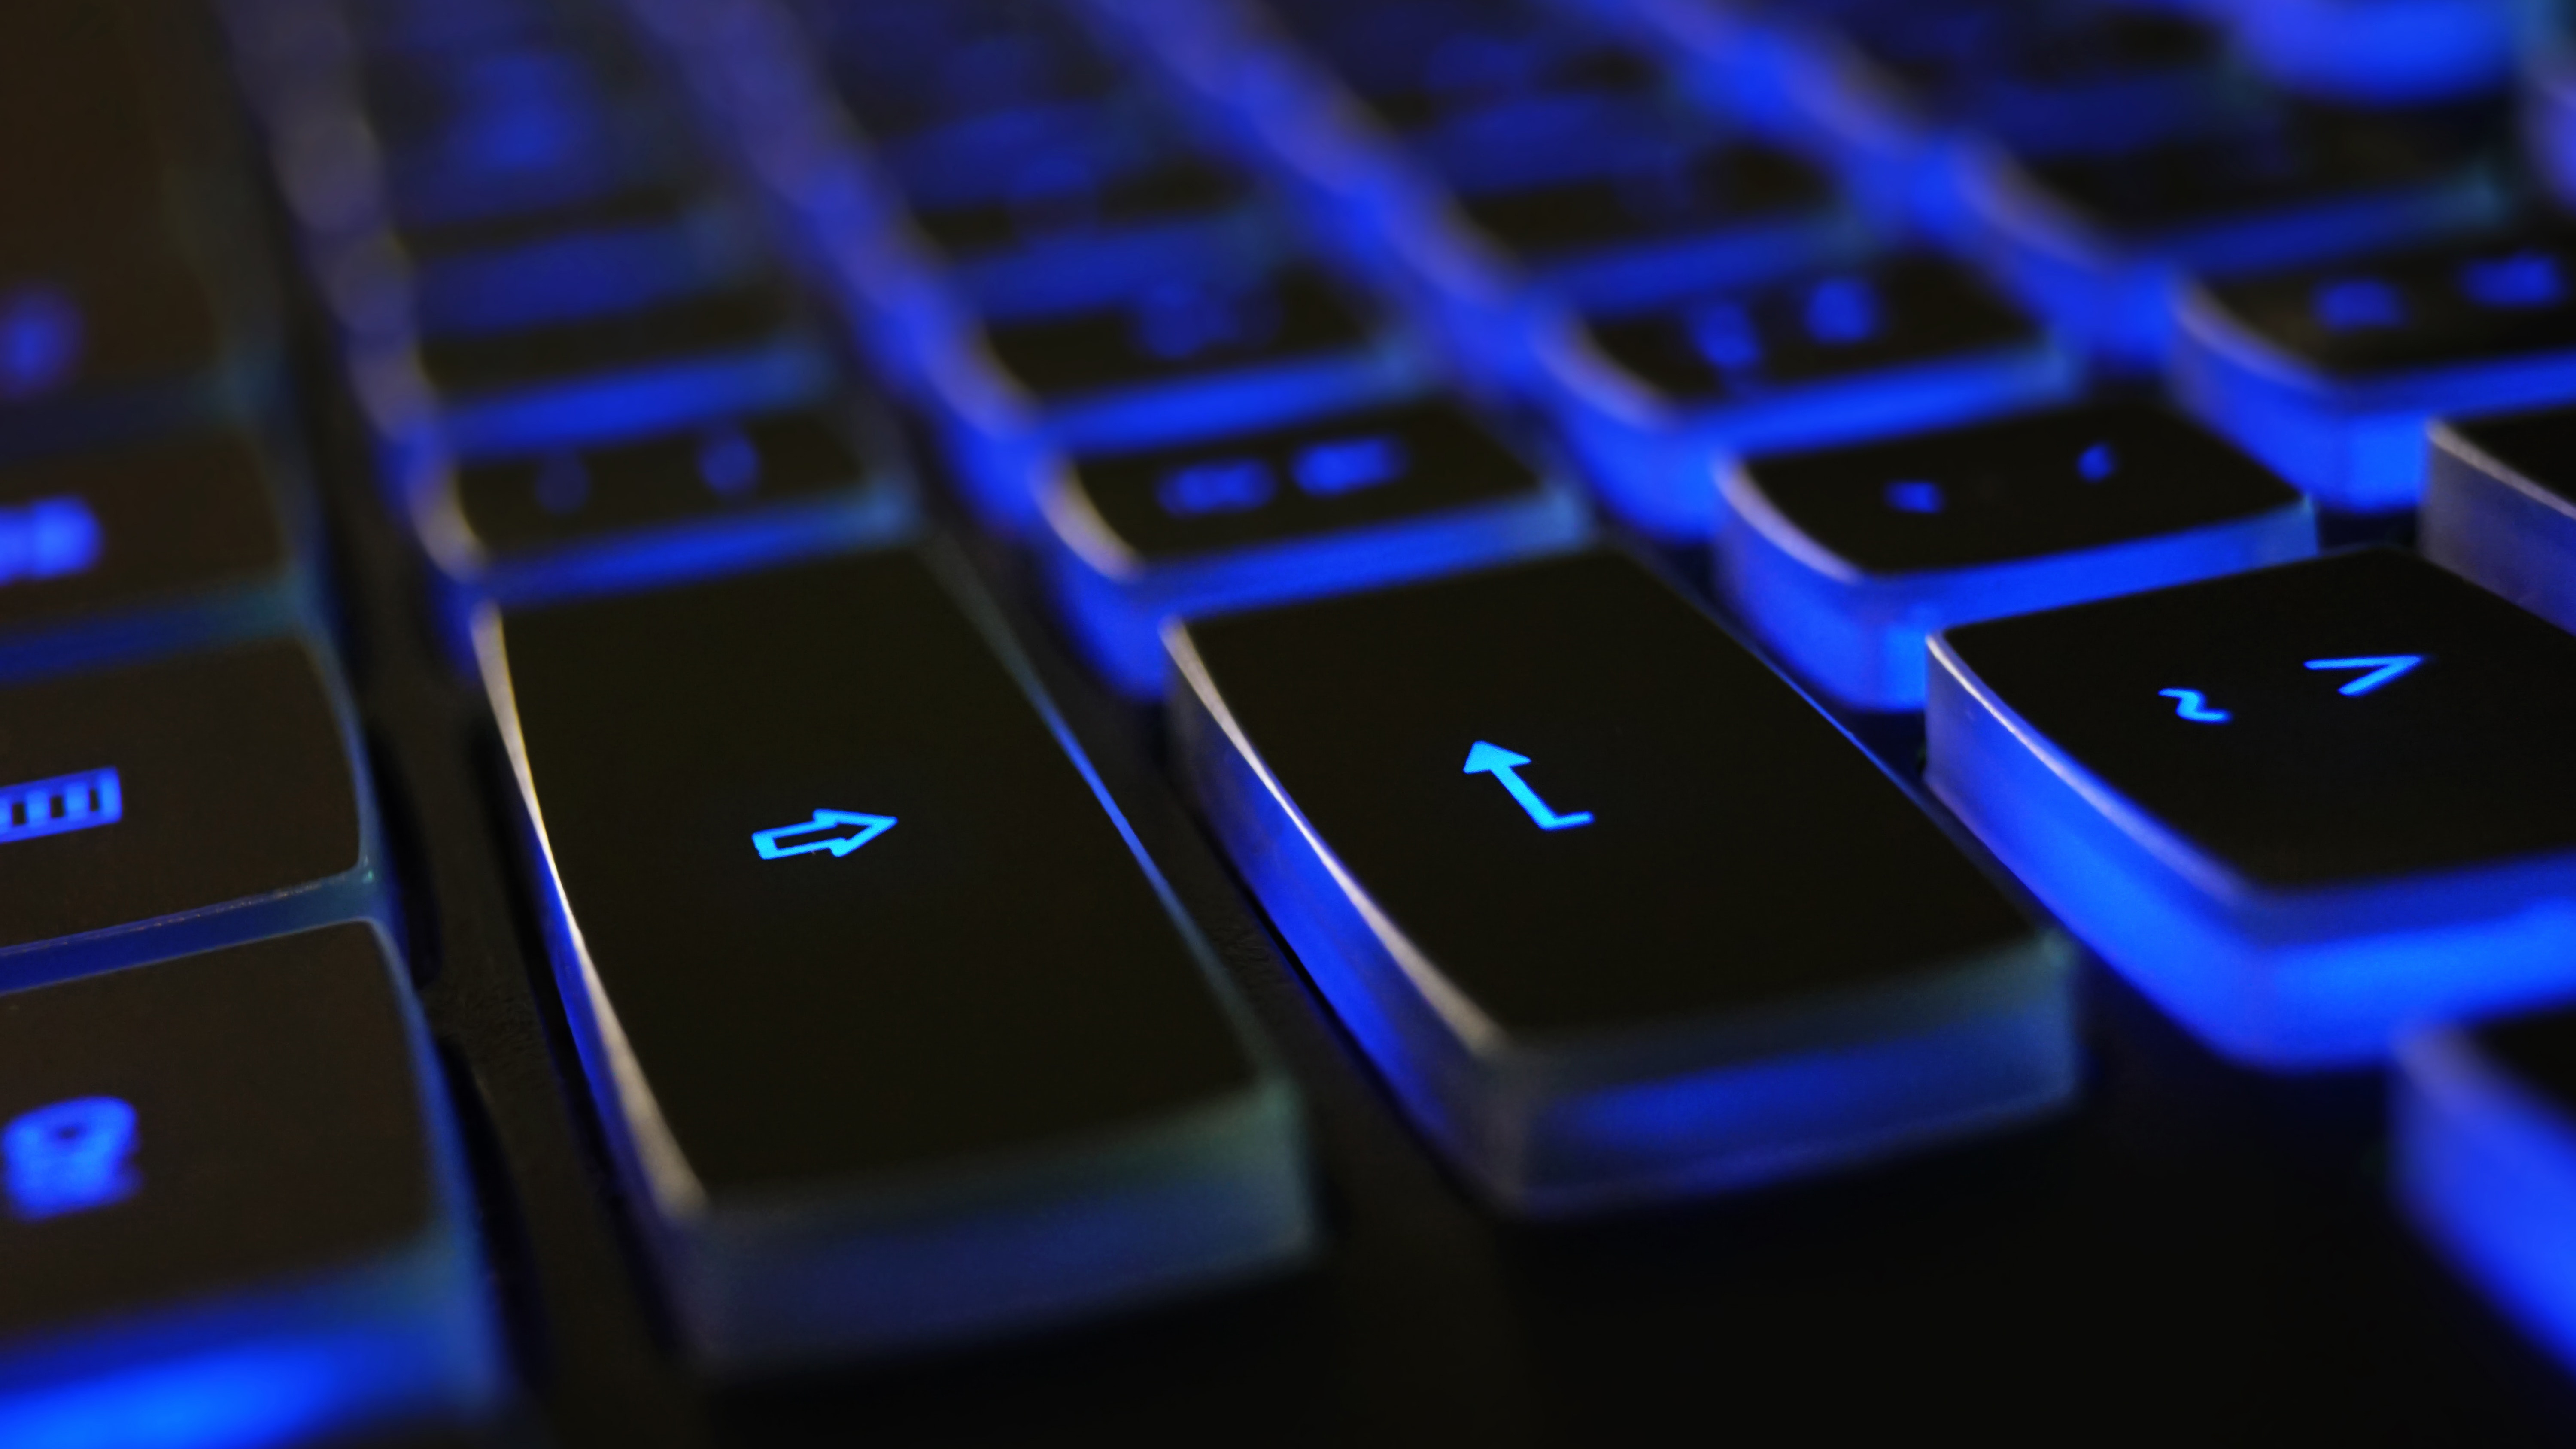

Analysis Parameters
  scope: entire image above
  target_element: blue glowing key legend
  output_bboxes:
[751,808,897,860]
[0,766,122,846]
[0,496,103,586]
[2305,654,2424,696]
[5,1096,138,1220]
[1462,741,1593,831]
[2159,688,2230,723]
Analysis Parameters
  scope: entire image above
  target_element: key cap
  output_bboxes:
[482,548,1312,1369]
[2397,1002,2576,1378]
[413,401,914,617]
[1036,399,1590,696]
[0,638,379,986]
[1927,548,2576,1067]
[1721,403,2314,710]
[365,283,833,458]
[0,923,501,1443]
[1955,106,2506,370]
[924,264,1423,532]
[2237,0,2529,104]
[2423,404,2576,635]
[400,193,765,337]
[1540,255,2075,538]
[2175,231,2576,513]
[0,427,303,673]
[1170,551,2075,1215]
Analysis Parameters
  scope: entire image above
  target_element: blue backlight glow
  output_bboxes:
[2314,277,2407,332]
[2158,687,2231,723]
[0,768,123,847]
[696,428,761,497]
[0,286,83,401]
[1802,276,1880,345]
[2458,252,2566,310]
[1689,301,1763,371]
[5,1097,137,1220]
[2078,443,2117,482]
[1461,741,1594,831]
[750,809,897,860]
[1883,480,1946,515]
[2305,654,2424,696]
[0,498,103,586]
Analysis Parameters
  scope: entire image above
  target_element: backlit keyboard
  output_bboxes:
[15,0,2576,1443]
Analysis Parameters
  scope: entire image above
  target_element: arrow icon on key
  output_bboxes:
[2304,655,2425,696]
[1463,741,1594,832]
[752,809,898,860]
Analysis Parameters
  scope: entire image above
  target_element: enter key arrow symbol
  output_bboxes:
[1463,741,1595,832]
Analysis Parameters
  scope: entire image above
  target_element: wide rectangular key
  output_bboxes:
[1720,402,2313,710]
[0,639,379,986]
[0,923,500,1443]
[1036,399,1589,696]
[2175,231,2576,513]
[2423,404,2576,635]
[1955,106,2504,370]
[414,401,912,619]
[483,549,1312,1369]
[1540,255,2074,538]
[1929,549,2576,1067]
[2397,1002,2576,1379]
[365,284,833,457]
[1171,551,2074,1215]
[924,263,1422,533]
[0,428,303,673]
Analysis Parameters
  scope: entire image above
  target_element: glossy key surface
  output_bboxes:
[1173,551,2071,1212]
[0,639,368,976]
[0,923,497,1441]
[488,548,1309,1368]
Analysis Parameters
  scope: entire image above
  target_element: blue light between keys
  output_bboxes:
[0,767,123,846]
[4,1097,138,1221]
[751,808,898,860]
[0,496,103,586]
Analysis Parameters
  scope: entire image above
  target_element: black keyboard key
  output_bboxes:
[417,403,914,614]
[2176,232,2576,513]
[374,284,832,456]
[1542,256,2073,538]
[1036,400,1589,695]
[0,428,301,671]
[484,549,1312,1368]
[1171,551,2074,1214]
[1928,549,2576,1066]
[0,923,501,1442]
[2424,405,2576,635]
[1720,403,2313,710]
[0,639,377,985]
[1958,107,2505,369]
[929,265,1422,532]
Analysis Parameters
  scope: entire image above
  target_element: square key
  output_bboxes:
[1036,399,1590,695]
[1722,402,2313,710]
[1955,106,2504,371]
[0,427,307,676]
[2175,231,2576,513]
[1929,548,2576,1067]
[2423,405,2576,637]
[1540,255,2075,538]
[923,263,1426,533]
[0,923,501,1443]
[0,638,382,987]
[411,400,914,628]
[1173,551,2074,1215]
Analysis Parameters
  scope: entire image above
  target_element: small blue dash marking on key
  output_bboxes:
[1463,741,1593,831]
[2078,443,2117,482]
[1884,480,1945,515]
[2158,688,2230,723]
[2459,252,2566,310]
[6,1097,138,1220]
[1158,458,1274,517]
[698,427,762,497]
[0,284,83,400]
[2305,655,2424,696]
[1802,276,1880,345]
[0,496,103,586]
[752,808,897,860]
[2313,278,2406,332]
[1293,434,1408,496]
[0,767,122,846]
